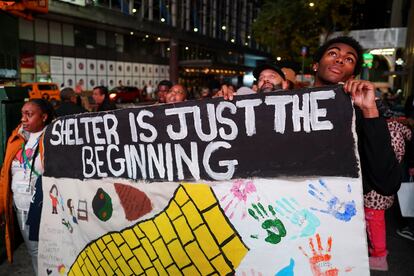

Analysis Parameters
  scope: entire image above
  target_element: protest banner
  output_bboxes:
[40,85,369,275]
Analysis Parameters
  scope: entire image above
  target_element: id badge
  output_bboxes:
[15,183,31,195]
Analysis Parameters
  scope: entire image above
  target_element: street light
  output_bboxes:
[309,2,315,7]
[276,57,282,61]
[221,26,227,31]
[161,18,166,22]
[132,8,137,13]
[194,27,198,32]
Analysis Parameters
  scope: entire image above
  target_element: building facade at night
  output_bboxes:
[1,0,271,90]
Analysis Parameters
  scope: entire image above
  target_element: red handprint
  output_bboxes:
[299,233,339,276]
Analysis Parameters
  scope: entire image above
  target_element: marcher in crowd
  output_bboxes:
[55,87,87,117]
[156,80,173,104]
[251,81,258,92]
[144,80,155,100]
[74,79,84,94]
[404,92,414,119]
[92,86,117,112]
[166,84,187,104]
[312,36,401,271]
[219,64,287,97]
[199,87,211,99]
[281,67,297,89]
[220,36,401,271]
[375,93,414,248]
[74,79,84,106]
[0,99,55,275]
[253,63,289,93]
[395,116,414,241]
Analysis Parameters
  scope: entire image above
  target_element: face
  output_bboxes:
[157,85,170,103]
[212,90,223,98]
[201,88,210,98]
[92,88,105,105]
[166,85,186,103]
[21,102,47,133]
[258,69,285,93]
[314,43,358,86]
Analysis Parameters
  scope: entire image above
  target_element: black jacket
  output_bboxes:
[356,108,401,196]
[97,99,117,112]
[56,102,87,117]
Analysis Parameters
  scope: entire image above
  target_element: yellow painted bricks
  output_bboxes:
[68,184,248,275]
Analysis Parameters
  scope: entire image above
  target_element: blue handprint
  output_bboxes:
[308,180,356,222]
[275,197,320,239]
[275,258,295,276]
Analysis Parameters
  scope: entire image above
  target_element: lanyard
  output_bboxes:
[21,138,41,177]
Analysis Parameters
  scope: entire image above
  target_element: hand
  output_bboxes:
[275,197,320,239]
[220,84,235,101]
[308,180,356,222]
[299,233,339,276]
[248,202,287,244]
[220,179,258,219]
[343,80,379,118]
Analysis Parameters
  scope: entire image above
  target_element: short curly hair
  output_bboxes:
[158,80,173,89]
[313,36,364,76]
[29,98,55,125]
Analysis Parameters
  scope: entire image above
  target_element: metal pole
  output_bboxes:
[301,46,307,83]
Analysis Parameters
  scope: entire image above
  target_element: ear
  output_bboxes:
[282,80,289,90]
[42,113,48,123]
[312,63,319,72]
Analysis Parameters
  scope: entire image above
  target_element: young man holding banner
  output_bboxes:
[222,36,400,271]
[312,36,400,271]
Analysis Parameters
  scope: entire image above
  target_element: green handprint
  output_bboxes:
[248,202,287,244]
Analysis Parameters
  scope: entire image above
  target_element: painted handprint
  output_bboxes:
[275,258,295,276]
[221,179,259,219]
[275,197,320,239]
[248,202,286,244]
[299,233,339,276]
[308,180,356,222]
[237,268,263,276]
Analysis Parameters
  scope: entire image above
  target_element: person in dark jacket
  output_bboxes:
[55,87,87,117]
[312,36,401,271]
[312,36,400,196]
[219,37,400,271]
[92,86,117,112]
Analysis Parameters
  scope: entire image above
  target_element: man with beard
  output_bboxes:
[253,63,289,93]
[217,63,288,98]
